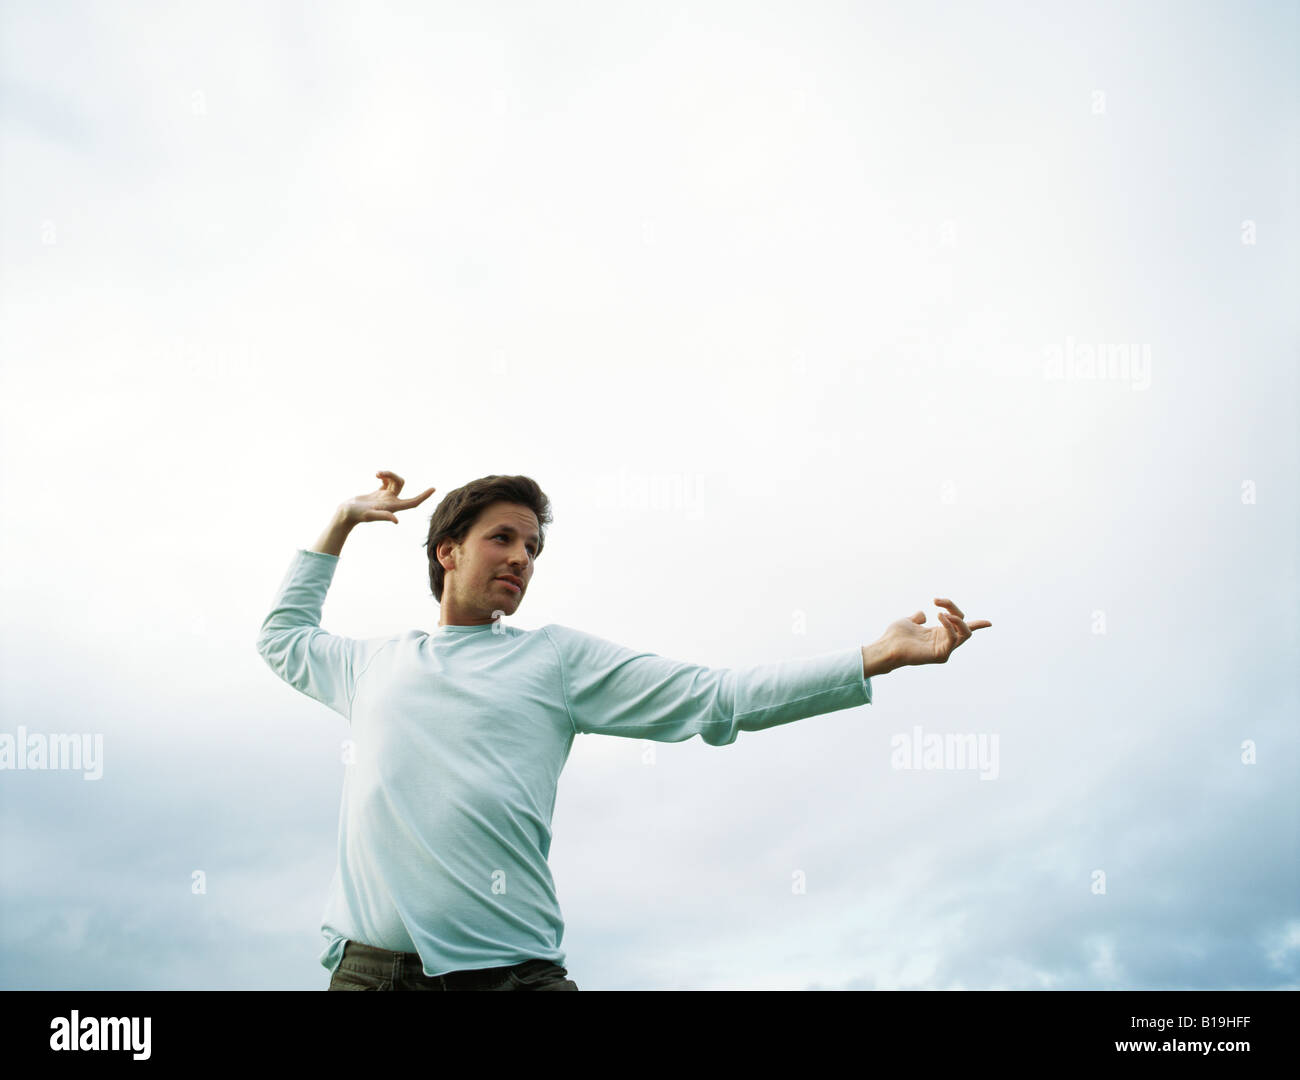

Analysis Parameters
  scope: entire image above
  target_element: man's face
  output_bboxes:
[437,500,540,626]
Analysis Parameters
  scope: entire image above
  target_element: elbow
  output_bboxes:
[254,626,282,659]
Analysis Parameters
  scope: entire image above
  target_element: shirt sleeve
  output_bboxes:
[543,624,872,747]
[254,548,397,722]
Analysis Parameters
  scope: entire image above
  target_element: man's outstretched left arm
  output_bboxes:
[544,624,872,747]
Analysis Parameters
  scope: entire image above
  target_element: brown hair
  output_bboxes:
[422,475,553,601]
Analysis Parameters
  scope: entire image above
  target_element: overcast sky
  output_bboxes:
[1,0,1295,990]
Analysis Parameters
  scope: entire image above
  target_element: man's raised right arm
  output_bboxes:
[254,470,437,720]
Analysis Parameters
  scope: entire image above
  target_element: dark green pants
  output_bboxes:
[327,939,579,991]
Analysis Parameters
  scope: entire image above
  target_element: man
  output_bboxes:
[255,469,991,991]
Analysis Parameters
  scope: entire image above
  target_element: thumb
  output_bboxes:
[911,611,926,623]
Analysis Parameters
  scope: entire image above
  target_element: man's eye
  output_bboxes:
[496,534,536,556]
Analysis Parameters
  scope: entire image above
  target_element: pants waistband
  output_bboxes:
[339,939,534,987]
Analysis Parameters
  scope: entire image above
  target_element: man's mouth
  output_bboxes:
[496,577,522,593]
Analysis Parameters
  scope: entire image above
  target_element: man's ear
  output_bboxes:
[437,537,457,573]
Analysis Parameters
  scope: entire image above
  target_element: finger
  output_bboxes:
[397,488,437,509]
[911,611,926,623]
[935,597,965,619]
[938,611,960,644]
[377,470,405,492]
[969,620,992,630]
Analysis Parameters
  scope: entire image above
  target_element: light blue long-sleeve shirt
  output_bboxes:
[255,548,873,977]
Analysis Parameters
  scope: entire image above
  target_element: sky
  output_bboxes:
[0,0,1295,991]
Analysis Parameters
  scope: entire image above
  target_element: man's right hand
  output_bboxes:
[341,470,438,525]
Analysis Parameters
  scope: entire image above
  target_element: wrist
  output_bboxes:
[310,505,358,557]
[861,639,897,679]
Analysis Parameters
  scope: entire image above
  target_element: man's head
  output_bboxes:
[424,474,552,626]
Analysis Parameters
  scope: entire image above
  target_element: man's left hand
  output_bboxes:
[872,598,992,672]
